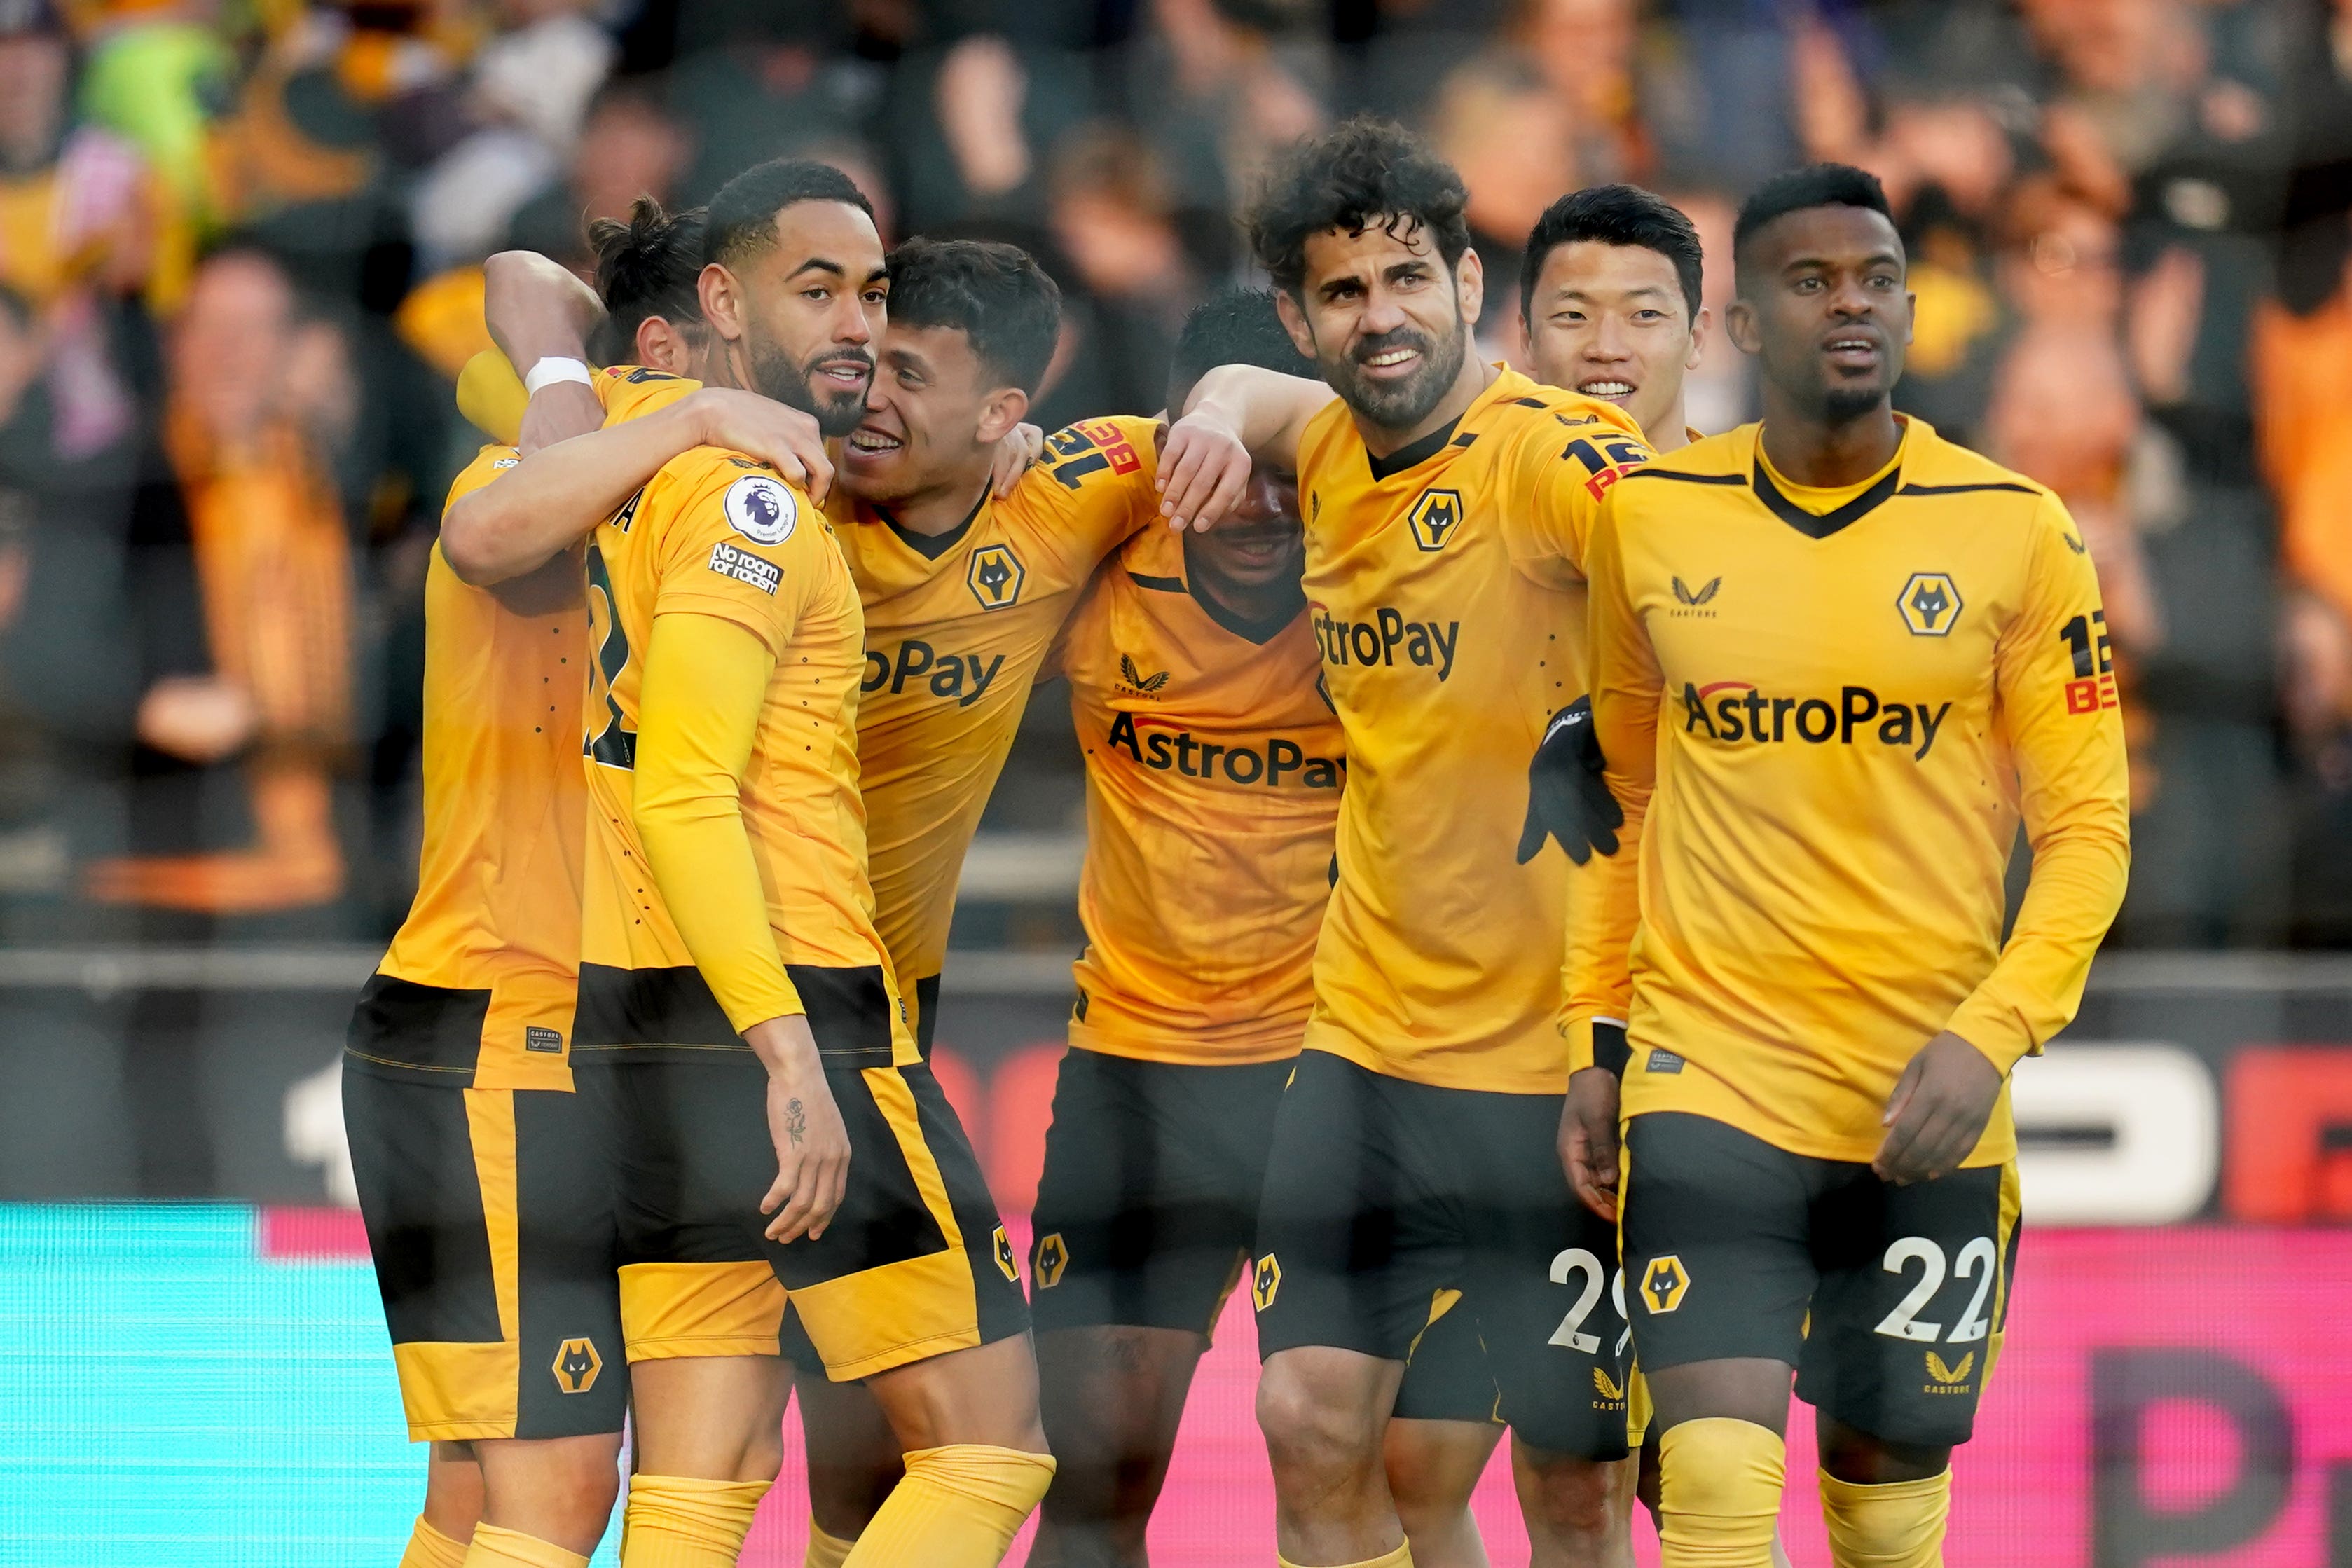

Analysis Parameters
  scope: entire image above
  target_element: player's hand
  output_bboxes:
[1155,411,1253,532]
[743,1015,851,1242]
[1873,1031,2004,1185]
[518,380,603,456]
[683,388,834,505]
[991,421,1045,495]
[1515,698,1623,865]
[136,675,256,764]
[1561,1065,1623,1222]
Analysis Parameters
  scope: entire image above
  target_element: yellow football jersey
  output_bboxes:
[1567,417,2130,1166]
[369,367,699,1089]
[1297,366,1653,1094]
[1052,524,1342,1065]
[371,449,584,1090]
[575,426,905,1061]
[832,415,1163,1000]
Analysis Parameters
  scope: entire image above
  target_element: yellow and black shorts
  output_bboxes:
[1621,1110,2021,1448]
[343,982,626,1443]
[574,961,1029,1382]
[1253,1050,1631,1459]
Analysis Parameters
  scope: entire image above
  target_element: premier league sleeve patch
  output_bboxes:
[724,474,797,545]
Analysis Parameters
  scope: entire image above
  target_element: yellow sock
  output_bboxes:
[841,1444,1056,1568]
[1657,1419,1785,1567]
[1277,1543,1412,1567]
[463,1523,589,1568]
[805,1520,855,1568]
[1819,1469,1951,1567]
[402,1517,472,1568]
[620,1475,772,1568]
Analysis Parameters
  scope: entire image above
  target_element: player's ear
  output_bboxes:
[635,316,687,375]
[1456,245,1485,329]
[1686,305,1712,373]
[1723,297,1761,357]
[699,261,746,343]
[1273,289,1316,362]
[973,383,1029,447]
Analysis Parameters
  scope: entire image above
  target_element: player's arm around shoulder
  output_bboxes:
[1013,414,1169,577]
[440,384,832,589]
[1159,365,1335,532]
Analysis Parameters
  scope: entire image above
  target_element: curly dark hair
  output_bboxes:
[885,236,1062,394]
[1245,116,1471,298]
[586,197,708,364]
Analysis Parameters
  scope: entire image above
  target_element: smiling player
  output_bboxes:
[468,216,1257,1567]
[1160,119,1655,1568]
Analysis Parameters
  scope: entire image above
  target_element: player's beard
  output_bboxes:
[744,326,873,439]
[1818,383,1889,423]
[1323,319,1468,436]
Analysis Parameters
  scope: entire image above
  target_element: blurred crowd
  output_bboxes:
[0,0,2347,951]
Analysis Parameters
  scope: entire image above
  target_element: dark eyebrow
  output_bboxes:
[1783,250,1904,274]
[884,344,929,374]
[1384,259,1432,284]
[787,257,847,282]
[1552,283,1674,303]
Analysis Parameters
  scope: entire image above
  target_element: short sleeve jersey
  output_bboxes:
[832,415,1161,993]
[371,368,698,1089]
[577,434,892,1047]
[1296,366,1651,1094]
[1576,418,2130,1164]
[1054,525,1342,1065]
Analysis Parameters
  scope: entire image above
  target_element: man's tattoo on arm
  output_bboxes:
[786,1097,807,1146]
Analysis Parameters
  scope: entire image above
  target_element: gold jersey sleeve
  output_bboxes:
[375,445,586,1089]
[1061,526,1342,1064]
[1296,366,1651,1093]
[1566,418,2129,1164]
[840,415,1163,996]
[457,350,528,444]
[579,448,900,1045]
[591,364,701,422]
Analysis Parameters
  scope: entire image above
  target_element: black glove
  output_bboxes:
[1514,696,1623,865]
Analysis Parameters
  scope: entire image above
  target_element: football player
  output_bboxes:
[352,202,831,1568]
[460,191,1260,1568]
[1157,118,1653,1568]
[458,160,1056,1568]
[1560,164,2128,1568]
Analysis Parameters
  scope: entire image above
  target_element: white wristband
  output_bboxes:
[523,356,593,396]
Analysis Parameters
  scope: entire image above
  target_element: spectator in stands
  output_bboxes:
[1511,0,1648,185]
[663,4,873,204]
[1125,0,1326,241]
[503,81,689,275]
[1040,127,1195,413]
[407,0,614,268]
[1428,51,1578,359]
[87,246,352,921]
